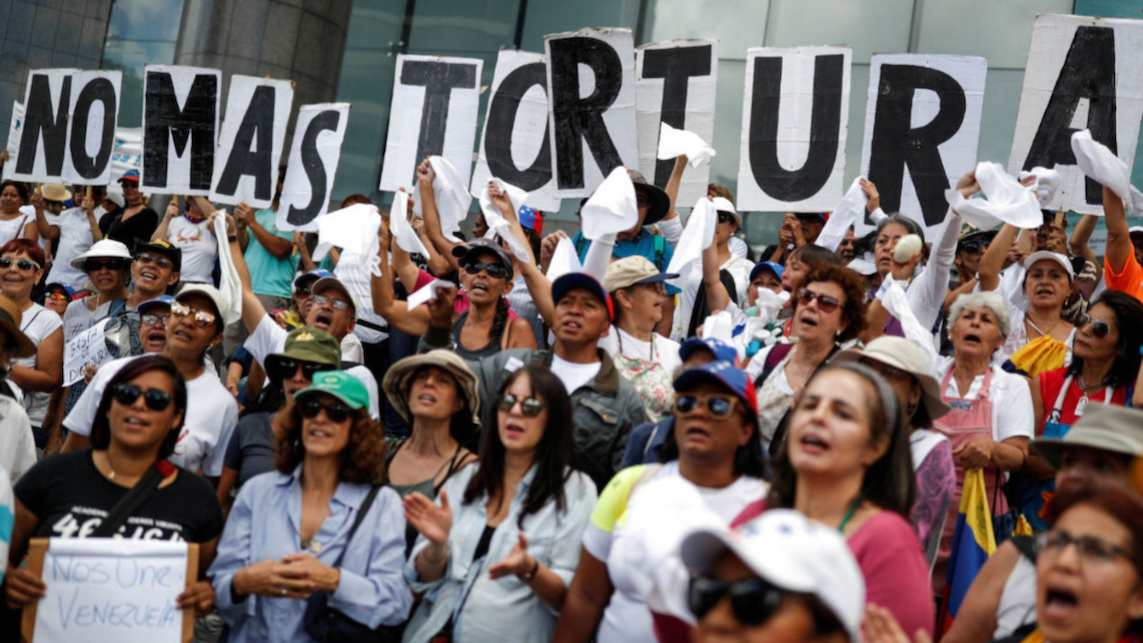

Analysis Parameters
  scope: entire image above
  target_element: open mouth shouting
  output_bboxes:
[311,310,333,330]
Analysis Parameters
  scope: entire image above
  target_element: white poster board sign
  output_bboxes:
[11,68,79,184]
[736,46,852,212]
[141,65,222,196]
[23,538,196,643]
[378,55,483,194]
[210,75,294,208]
[3,100,24,181]
[276,103,351,232]
[63,320,112,387]
[1008,13,1143,214]
[470,50,560,212]
[63,70,122,186]
[545,28,639,198]
[859,54,987,237]
[636,39,718,207]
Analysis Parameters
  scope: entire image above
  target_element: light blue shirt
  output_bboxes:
[244,207,297,298]
[209,467,412,642]
[402,464,597,643]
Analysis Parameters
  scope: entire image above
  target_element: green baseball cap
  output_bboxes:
[266,326,341,370]
[295,370,369,411]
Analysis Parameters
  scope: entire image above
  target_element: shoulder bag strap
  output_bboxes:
[331,484,381,568]
[92,461,172,538]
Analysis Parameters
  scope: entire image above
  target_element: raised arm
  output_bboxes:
[235,202,291,259]
[1103,186,1133,274]
[30,191,59,240]
[370,222,432,336]
[977,224,1019,293]
[1069,213,1103,287]
[152,199,178,242]
[215,210,267,333]
[657,156,688,248]
[703,219,731,314]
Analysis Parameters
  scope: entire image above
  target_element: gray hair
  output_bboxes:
[947,291,1011,339]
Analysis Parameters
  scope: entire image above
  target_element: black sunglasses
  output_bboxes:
[84,258,128,272]
[111,383,174,412]
[717,212,735,225]
[269,358,334,383]
[688,576,785,625]
[300,398,354,423]
[0,257,39,272]
[464,261,511,280]
[498,393,546,417]
[960,240,989,253]
[796,288,841,314]
[1076,313,1111,339]
[296,284,313,297]
[134,252,174,270]
[675,394,739,419]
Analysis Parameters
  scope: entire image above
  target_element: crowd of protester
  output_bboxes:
[1,139,1143,643]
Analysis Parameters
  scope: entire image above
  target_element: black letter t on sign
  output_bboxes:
[400,61,477,184]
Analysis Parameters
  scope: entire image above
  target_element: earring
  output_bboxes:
[907,403,917,417]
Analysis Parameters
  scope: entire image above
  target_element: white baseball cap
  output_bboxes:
[681,509,865,641]
[711,196,740,225]
[1023,250,1074,281]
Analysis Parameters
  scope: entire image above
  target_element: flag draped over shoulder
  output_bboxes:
[940,468,997,634]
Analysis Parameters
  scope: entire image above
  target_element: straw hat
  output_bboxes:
[835,336,950,422]
[382,350,481,427]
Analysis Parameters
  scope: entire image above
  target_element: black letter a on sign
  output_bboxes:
[1023,26,1116,206]
[143,71,218,190]
[216,85,277,202]
[549,37,624,191]
[401,61,477,184]
[16,74,72,177]
[868,65,966,228]
[748,54,844,202]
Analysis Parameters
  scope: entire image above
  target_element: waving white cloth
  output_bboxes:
[877,275,939,366]
[657,123,716,167]
[212,210,242,325]
[945,162,1043,230]
[1018,166,1062,208]
[545,236,583,282]
[390,190,430,257]
[816,177,867,252]
[580,166,639,240]
[477,178,532,264]
[411,156,470,242]
[1071,129,1143,215]
[665,197,717,289]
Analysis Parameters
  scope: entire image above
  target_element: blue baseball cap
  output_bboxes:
[750,261,784,282]
[294,268,335,291]
[552,273,609,310]
[674,361,758,422]
[137,294,175,314]
[118,168,140,184]
[518,205,543,234]
[45,283,75,299]
[679,337,739,365]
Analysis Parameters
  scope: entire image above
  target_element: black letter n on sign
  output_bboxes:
[748,54,844,203]
[867,64,966,228]
[143,71,218,190]
[642,45,712,187]
[400,61,477,184]
[1023,26,1116,206]
[485,62,552,191]
[286,109,341,228]
[549,37,625,191]
[216,85,277,202]
[16,74,72,177]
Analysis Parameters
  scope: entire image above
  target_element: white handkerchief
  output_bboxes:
[412,156,471,242]
[1071,129,1143,215]
[390,190,430,257]
[656,122,716,168]
[945,162,1042,230]
[665,197,716,286]
[314,203,381,261]
[815,177,866,252]
[406,279,453,309]
[212,210,242,326]
[1018,166,1062,208]
[477,178,532,264]
[545,236,583,282]
[580,166,639,240]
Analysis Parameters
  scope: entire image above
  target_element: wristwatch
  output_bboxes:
[519,558,539,582]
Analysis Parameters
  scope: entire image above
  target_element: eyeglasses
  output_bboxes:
[134,252,174,270]
[299,398,354,423]
[717,212,734,225]
[1036,529,1133,565]
[268,358,334,383]
[675,394,740,419]
[796,289,842,314]
[463,261,511,280]
[498,393,547,417]
[688,576,785,625]
[110,383,174,411]
[170,302,217,328]
[83,258,128,272]
[141,312,169,326]
[47,291,70,301]
[0,257,39,272]
[960,240,989,253]
[312,294,351,311]
[1076,314,1111,339]
[296,284,313,297]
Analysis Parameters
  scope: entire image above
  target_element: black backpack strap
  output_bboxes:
[92,461,172,538]
[331,484,381,568]
[754,343,794,389]
[1010,535,1037,562]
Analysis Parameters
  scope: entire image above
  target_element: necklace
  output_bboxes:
[838,494,864,533]
[1077,373,1108,392]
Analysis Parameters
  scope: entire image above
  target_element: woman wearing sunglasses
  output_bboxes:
[1021,291,1143,530]
[61,238,132,342]
[449,239,536,359]
[61,285,240,488]
[681,509,865,643]
[209,370,412,642]
[0,240,63,450]
[733,362,933,638]
[747,262,868,455]
[555,362,767,643]
[4,356,223,618]
[402,364,596,643]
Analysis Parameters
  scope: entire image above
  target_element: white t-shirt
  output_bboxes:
[243,316,381,420]
[598,327,682,375]
[932,356,1035,442]
[45,207,97,290]
[0,396,35,483]
[0,206,34,248]
[341,332,364,363]
[62,298,114,343]
[550,353,602,394]
[11,303,63,426]
[63,355,239,477]
[166,215,217,283]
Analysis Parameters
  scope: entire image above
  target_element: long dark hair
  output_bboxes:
[1067,290,1143,389]
[89,355,188,461]
[464,364,574,528]
[488,296,510,346]
[655,381,767,479]
[767,362,916,519]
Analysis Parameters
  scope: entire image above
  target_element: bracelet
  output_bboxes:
[519,558,540,582]
[228,235,238,243]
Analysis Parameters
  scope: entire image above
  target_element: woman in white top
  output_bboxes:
[36,185,103,290]
[153,197,217,284]
[0,181,36,247]
[599,256,682,422]
[0,239,63,442]
[61,239,132,342]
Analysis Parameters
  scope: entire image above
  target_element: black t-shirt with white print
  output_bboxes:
[15,451,224,543]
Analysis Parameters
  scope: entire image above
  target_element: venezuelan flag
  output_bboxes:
[939,468,997,635]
